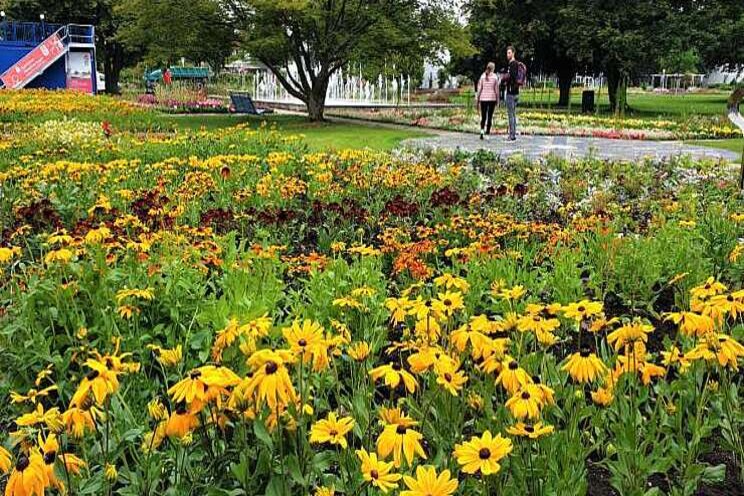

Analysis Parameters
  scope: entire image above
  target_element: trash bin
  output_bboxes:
[582,90,595,113]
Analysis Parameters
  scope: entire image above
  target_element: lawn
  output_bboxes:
[160,113,431,151]
[500,88,733,118]
[687,137,743,159]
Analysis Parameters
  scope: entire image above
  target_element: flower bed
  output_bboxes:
[1,91,744,496]
[330,107,740,141]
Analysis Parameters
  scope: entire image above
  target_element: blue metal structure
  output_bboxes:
[0,21,97,92]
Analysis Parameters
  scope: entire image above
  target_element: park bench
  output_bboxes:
[229,91,273,115]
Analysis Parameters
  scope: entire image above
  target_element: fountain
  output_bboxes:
[252,63,412,108]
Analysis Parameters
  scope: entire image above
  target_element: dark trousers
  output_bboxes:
[480,100,497,134]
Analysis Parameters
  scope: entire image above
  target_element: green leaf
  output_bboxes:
[701,464,726,484]
[253,419,274,450]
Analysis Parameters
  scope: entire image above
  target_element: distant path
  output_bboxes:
[402,132,738,162]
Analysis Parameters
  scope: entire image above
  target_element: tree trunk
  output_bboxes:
[557,64,574,107]
[307,96,325,122]
[616,75,628,117]
[103,42,124,95]
[607,67,619,113]
[306,78,329,122]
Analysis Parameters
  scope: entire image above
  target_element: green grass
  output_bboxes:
[495,88,732,119]
[687,137,744,159]
[159,113,430,151]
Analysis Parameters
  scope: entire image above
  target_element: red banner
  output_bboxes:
[1,33,65,89]
[67,77,93,94]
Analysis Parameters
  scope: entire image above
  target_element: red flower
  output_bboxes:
[102,121,113,138]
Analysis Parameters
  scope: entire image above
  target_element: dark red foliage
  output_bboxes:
[383,196,419,218]
[430,187,461,208]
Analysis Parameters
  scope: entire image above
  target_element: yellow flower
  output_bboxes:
[44,248,74,265]
[376,422,427,468]
[283,319,330,372]
[5,451,48,496]
[663,312,714,338]
[244,349,298,409]
[165,404,200,439]
[563,351,607,383]
[435,363,468,396]
[385,297,411,324]
[506,421,554,439]
[690,277,727,300]
[562,300,604,322]
[147,344,183,368]
[168,365,240,410]
[356,448,402,493]
[62,407,98,438]
[495,358,531,395]
[104,463,118,482]
[431,291,465,317]
[309,412,355,448]
[661,346,692,372]
[147,399,168,421]
[347,341,370,361]
[454,430,513,475]
[607,321,654,351]
[0,446,11,474]
[492,284,526,301]
[16,403,63,432]
[434,273,470,293]
[400,466,458,496]
[505,386,543,419]
[70,358,121,407]
[314,486,335,496]
[369,363,417,393]
[0,246,21,265]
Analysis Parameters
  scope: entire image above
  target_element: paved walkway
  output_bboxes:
[403,132,739,161]
[402,132,739,162]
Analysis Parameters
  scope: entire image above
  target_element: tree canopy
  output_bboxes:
[230,0,471,120]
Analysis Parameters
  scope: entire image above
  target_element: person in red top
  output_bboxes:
[163,68,173,86]
[476,62,499,140]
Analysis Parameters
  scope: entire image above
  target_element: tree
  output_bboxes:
[229,0,469,121]
[116,0,237,71]
[455,0,586,108]
[3,0,135,94]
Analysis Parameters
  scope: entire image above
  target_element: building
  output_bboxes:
[704,66,744,86]
[0,20,97,92]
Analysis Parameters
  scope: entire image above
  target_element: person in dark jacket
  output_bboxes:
[502,45,520,141]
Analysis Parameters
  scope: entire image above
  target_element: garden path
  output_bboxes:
[402,132,739,162]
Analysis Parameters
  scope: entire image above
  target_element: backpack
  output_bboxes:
[516,61,527,86]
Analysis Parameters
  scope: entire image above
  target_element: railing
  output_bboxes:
[0,21,63,45]
[67,24,95,45]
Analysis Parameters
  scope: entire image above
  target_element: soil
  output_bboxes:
[697,448,744,496]
[586,460,618,496]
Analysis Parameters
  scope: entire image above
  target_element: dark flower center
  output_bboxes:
[329,429,338,437]
[370,469,379,479]
[479,448,491,459]
[190,370,202,379]
[521,391,531,400]
[578,306,585,313]
[86,370,100,381]
[508,361,518,370]
[443,299,452,307]
[176,403,188,415]
[298,339,307,347]
[444,373,453,382]
[265,361,278,374]
[391,362,401,371]
[44,451,56,465]
[524,424,535,433]
[727,295,734,302]
[396,425,407,435]
[106,358,114,369]
[16,455,30,471]
[580,349,591,358]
